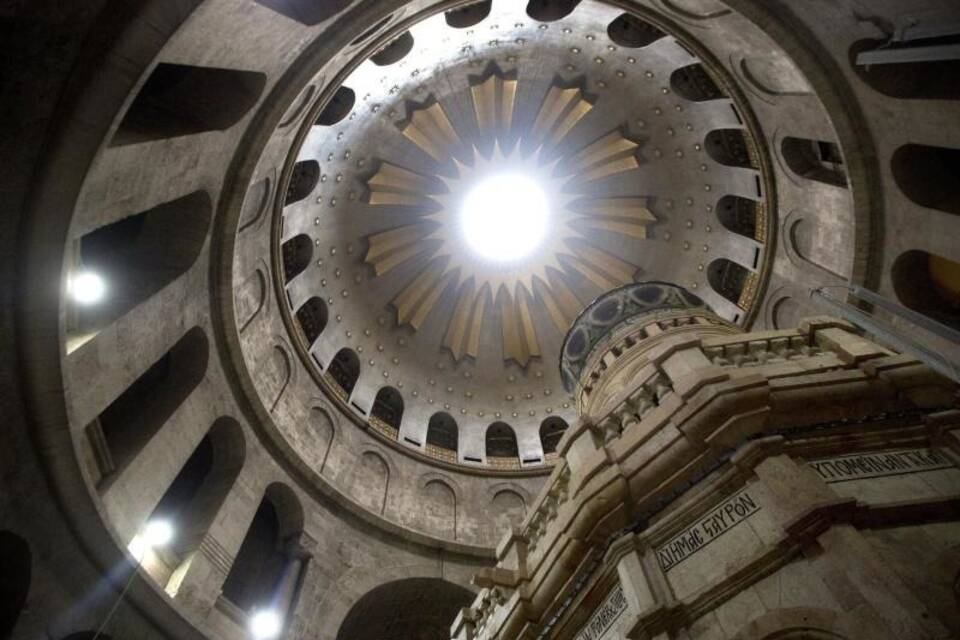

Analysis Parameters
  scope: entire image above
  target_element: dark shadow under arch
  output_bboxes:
[0,531,30,639]
[336,578,474,640]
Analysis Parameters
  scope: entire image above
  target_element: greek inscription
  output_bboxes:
[574,584,627,640]
[656,489,760,572]
[809,448,952,484]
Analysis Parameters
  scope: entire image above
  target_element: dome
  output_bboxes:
[238,0,779,473]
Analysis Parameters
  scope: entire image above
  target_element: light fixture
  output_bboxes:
[142,519,174,548]
[127,519,174,559]
[460,173,549,261]
[69,270,106,305]
[250,609,283,640]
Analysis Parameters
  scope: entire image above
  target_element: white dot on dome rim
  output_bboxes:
[460,173,549,261]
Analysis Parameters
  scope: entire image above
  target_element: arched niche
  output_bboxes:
[221,483,305,615]
[295,296,328,346]
[371,31,413,66]
[539,416,568,454]
[486,422,519,459]
[781,137,847,188]
[491,489,526,535]
[350,451,390,514]
[707,258,751,307]
[420,479,457,539]
[527,0,580,23]
[705,129,755,169]
[371,386,403,430]
[771,295,802,330]
[281,234,313,282]
[716,195,759,239]
[892,250,960,330]
[284,159,320,206]
[316,86,355,126]
[891,144,960,216]
[851,38,960,101]
[310,406,336,474]
[0,531,30,638]
[426,412,458,453]
[110,63,265,146]
[671,63,724,102]
[336,578,475,640]
[607,13,666,48]
[138,417,245,595]
[72,191,212,337]
[327,348,360,397]
[445,1,491,28]
[86,326,209,486]
[254,0,350,26]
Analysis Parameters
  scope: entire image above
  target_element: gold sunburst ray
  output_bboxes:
[363,76,655,364]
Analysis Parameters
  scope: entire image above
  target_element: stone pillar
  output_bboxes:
[282,531,317,640]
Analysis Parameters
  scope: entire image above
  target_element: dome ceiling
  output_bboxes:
[272,0,773,468]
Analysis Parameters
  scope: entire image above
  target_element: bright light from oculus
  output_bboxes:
[69,270,106,305]
[461,173,549,261]
[250,610,283,640]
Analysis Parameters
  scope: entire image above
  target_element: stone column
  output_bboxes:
[281,531,317,639]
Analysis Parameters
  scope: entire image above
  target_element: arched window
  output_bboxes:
[371,31,413,66]
[891,144,960,216]
[0,531,30,638]
[851,38,960,101]
[670,64,724,102]
[445,0,491,28]
[526,0,580,23]
[707,258,751,307]
[371,386,403,430]
[71,191,212,339]
[892,250,960,330]
[782,137,847,187]
[222,484,305,620]
[327,348,360,397]
[110,63,265,146]
[539,417,568,454]
[86,327,208,486]
[281,234,313,282]
[705,129,754,169]
[284,159,320,205]
[716,195,759,239]
[426,412,459,452]
[607,13,665,48]
[295,297,328,346]
[137,418,244,595]
[486,422,519,459]
[316,86,355,126]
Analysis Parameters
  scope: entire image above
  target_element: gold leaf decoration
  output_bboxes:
[365,73,655,365]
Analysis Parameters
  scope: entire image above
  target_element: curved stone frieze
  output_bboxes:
[560,282,711,392]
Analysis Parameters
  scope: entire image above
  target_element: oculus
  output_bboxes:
[364,72,657,365]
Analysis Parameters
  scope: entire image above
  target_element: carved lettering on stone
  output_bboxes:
[808,448,952,483]
[574,583,627,640]
[656,489,760,572]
